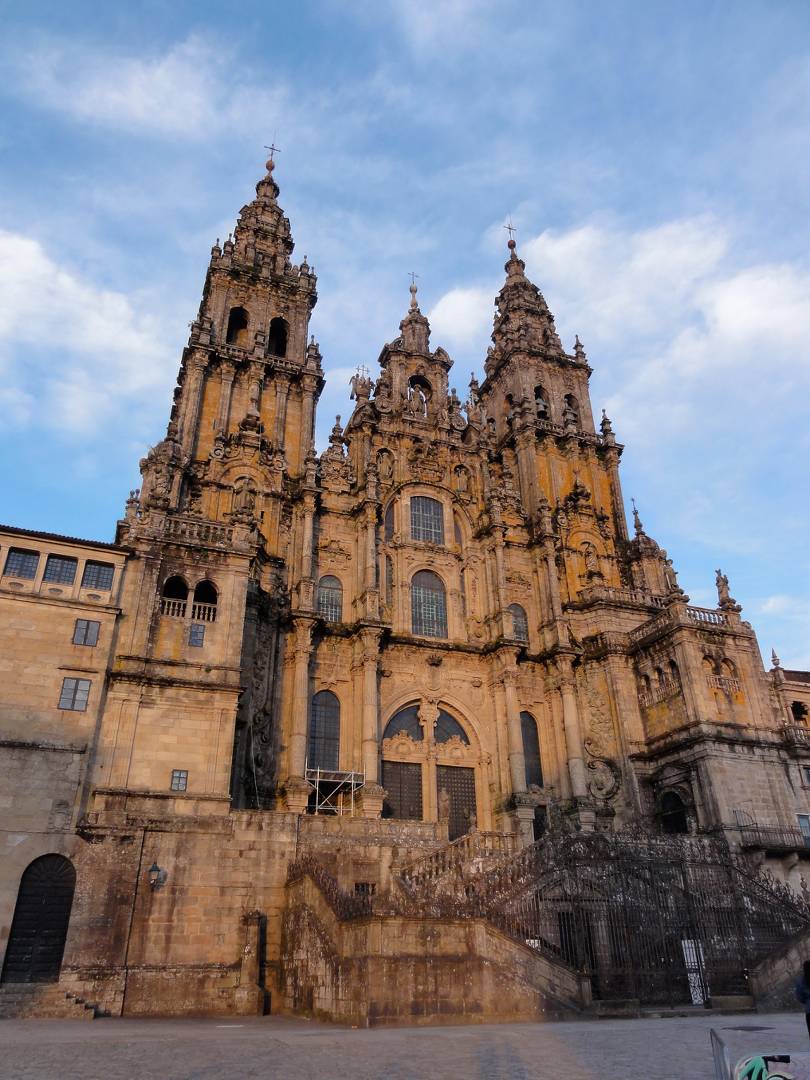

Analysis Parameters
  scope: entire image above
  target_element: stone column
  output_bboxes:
[501,663,528,796]
[273,380,290,447]
[557,656,588,800]
[179,354,208,456]
[215,361,236,435]
[357,629,385,818]
[300,374,319,458]
[284,617,314,812]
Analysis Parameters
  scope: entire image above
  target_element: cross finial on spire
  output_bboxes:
[409,271,419,311]
[631,497,644,535]
[504,218,517,250]
[264,142,281,161]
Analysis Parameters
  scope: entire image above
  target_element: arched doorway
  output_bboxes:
[1,854,76,984]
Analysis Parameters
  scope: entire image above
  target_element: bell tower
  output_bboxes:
[143,155,324,559]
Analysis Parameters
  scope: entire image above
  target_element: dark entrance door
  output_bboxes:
[436,765,476,840]
[1,855,76,984]
[381,761,423,820]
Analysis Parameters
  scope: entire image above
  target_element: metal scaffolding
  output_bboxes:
[305,766,365,815]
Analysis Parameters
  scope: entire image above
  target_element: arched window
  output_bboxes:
[792,701,809,725]
[411,496,444,544]
[563,394,580,427]
[654,666,665,687]
[520,711,543,789]
[267,316,288,357]
[384,502,394,541]
[435,709,469,744]
[535,385,549,420]
[383,704,423,741]
[460,569,467,617]
[226,306,249,346]
[308,690,340,771]
[669,659,680,683]
[192,580,218,622]
[508,603,529,644]
[504,393,514,431]
[317,575,343,623]
[411,570,447,638]
[1,855,76,984]
[160,575,188,618]
[660,791,689,835]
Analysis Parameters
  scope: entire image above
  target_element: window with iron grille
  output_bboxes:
[58,677,91,711]
[43,555,77,585]
[799,814,810,846]
[309,690,340,771]
[81,561,114,590]
[73,619,100,647]
[410,496,444,544]
[3,548,39,579]
[170,769,188,791]
[435,709,469,744]
[509,603,529,644]
[411,570,447,638]
[189,623,205,647]
[354,881,376,897]
[317,575,343,623]
[521,711,543,788]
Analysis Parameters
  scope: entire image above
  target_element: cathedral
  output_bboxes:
[2,158,810,1023]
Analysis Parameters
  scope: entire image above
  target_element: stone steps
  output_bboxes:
[0,984,108,1020]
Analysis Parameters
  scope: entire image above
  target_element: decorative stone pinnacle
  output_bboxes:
[631,497,644,535]
[771,648,782,669]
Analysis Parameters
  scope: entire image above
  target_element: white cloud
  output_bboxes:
[15,36,292,141]
[0,229,176,435]
[429,287,493,350]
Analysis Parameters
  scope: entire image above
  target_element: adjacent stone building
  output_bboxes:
[2,159,810,1022]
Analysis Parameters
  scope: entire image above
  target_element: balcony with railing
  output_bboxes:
[191,602,217,622]
[707,674,741,693]
[638,679,681,709]
[160,597,187,618]
[738,824,810,853]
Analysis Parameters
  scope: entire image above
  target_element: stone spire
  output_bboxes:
[398,276,431,355]
[228,157,299,278]
[488,233,563,377]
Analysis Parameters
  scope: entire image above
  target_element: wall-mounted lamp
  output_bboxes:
[147,861,164,890]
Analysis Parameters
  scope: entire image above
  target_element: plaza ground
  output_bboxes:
[0,1011,808,1080]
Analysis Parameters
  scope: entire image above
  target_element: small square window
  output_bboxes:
[58,677,91,711]
[43,555,78,585]
[3,548,39,579]
[81,561,115,590]
[171,769,188,792]
[73,619,100,646]
[189,623,205,648]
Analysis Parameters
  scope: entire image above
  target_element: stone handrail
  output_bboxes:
[160,597,186,618]
[783,725,810,745]
[638,679,680,708]
[399,830,519,891]
[576,585,667,609]
[164,517,234,547]
[707,674,741,693]
[738,824,810,852]
[686,605,728,626]
[191,602,217,623]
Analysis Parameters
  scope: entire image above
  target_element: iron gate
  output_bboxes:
[478,830,810,1007]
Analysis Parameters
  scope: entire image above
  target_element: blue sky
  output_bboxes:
[1,1,809,667]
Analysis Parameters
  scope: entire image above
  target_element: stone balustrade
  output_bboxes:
[164,517,234,547]
[707,674,741,693]
[399,830,518,892]
[638,680,681,709]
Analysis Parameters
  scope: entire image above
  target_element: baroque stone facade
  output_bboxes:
[2,159,810,1022]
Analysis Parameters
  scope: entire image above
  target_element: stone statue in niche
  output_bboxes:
[454,466,469,495]
[377,452,393,484]
[438,788,451,823]
[232,477,257,518]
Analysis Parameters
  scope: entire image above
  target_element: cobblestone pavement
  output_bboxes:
[0,1011,808,1080]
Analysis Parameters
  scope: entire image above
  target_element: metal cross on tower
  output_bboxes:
[264,142,281,161]
[504,218,517,242]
